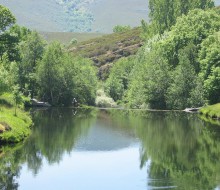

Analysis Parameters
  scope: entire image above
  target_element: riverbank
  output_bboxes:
[0,94,32,143]
[199,103,220,119]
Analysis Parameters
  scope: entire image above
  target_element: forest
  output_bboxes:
[0,0,220,110]
[0,5,98,107]
[105,0,220,109]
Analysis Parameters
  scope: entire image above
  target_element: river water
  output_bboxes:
[1,108,220,190]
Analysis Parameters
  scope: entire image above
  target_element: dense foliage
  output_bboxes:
[148,0,214,34]
[105,57,135,102]
[37,42,97,105]
[105,7,220,109]
[0,5,98,106]
[1,2,220,109]
[0,5,16,33]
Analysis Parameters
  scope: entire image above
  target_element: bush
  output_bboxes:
[95,89,117,108]
[113,25,131,33]
[70,38,78,45]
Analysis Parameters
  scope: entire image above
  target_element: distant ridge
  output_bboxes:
[0,0,148,33]
[40,32,104,44]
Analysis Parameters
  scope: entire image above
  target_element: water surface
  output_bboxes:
[1,108,220,189]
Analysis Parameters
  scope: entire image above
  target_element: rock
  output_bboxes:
[0,122,11,133]
[0,124,5,133]
[31,99,51,107]
[184,108,200,113]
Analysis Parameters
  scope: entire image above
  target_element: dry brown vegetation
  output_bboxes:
[69,27,143,79]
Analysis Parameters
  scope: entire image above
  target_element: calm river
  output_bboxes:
[1,108,220,190]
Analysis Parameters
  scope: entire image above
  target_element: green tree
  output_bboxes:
[0,54,20,95]
[13,85,23,116]
[0,31,19,61]
[70,38,78,45]
[0,61,9,94]
[113,25,131,33]
[166,50,201,109]
[37,42,98,106]
[123,47,150,108]
[18,31,46,97]
[0,5,19,63]
[0,5,16,33]
[162,9,220,67]
[165,44,205,109]
[126,46,171,109]
[105,57,135,102]
[37,42,63,105]
[71,57,98,105]
[198,32,220,104]
[122,8,219,109]
[0,25,31,62]
[199,32,220,79]
[148,0,214,34]
[142,48,171,109]
[204,67,220,104]
[149,0,175,34]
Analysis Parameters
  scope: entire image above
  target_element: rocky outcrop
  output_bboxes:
[0,122,11,133]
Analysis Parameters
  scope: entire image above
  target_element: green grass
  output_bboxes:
[200,103,220,119]
[0,93,32,143]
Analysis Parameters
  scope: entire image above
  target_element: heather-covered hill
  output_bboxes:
[69,27,143,79]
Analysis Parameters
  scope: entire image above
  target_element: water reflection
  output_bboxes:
[127,111,220,190]
[0,144,23,190]
[24,108,98,174]
[1,109,220,189]
[75,109,137,151]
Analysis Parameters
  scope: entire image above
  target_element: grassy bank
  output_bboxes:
[0,94,32,143]
[200,103,220,119]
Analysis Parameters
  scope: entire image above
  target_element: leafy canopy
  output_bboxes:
[149,0,214,34]
[0,5,16,33]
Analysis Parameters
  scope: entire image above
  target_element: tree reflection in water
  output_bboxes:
[0,108,97,188]
[23,108,97,174]
[1,109,220,189]
[127,111,220,190]
[0,144,23,190]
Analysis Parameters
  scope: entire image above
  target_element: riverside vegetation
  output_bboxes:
[103,1,220,116]
[1,0,220,143]
[70,0,220,115]
[0,5,98,143]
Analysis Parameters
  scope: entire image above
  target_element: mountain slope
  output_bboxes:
[40,32,104,44]
[69,27,143,79]
[0,0,148,33]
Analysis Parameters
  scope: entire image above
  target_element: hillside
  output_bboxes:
[1,0,220,33]
[40,32,104,44]
[69,27,143,79]
[0,0,148,33]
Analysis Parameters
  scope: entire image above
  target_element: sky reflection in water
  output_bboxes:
[1,109,220,190]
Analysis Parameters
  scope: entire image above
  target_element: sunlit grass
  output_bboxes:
[200,103,220,119]
[0,93,32,143]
